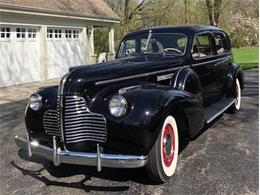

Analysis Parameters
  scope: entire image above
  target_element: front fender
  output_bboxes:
[90,85,203,155]
[25,86,58,141]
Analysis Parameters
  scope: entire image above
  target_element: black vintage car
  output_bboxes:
[15,25,244,183]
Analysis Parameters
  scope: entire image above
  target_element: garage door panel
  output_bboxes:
[47,28,85,79]
[0,26,40,87]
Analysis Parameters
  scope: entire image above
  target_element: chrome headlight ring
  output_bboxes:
[29,93,43,111]
[109,95,128,118]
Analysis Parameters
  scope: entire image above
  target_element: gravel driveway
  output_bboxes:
[0,69,258,195]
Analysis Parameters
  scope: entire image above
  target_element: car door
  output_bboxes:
[213,31,232,96]
[191,32,223,107]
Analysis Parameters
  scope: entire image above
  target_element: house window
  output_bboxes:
[65,30,72,39]
[16,28,26,39]
[0,27,11,40]
[73,30,79,39]
[28,28,37,39]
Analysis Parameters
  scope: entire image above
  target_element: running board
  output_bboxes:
[203,97,236,124]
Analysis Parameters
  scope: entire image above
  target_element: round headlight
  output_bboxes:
[109,95,128,117]
[29,94,42,111]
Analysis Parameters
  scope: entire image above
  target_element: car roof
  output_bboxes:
[124,25,221,38]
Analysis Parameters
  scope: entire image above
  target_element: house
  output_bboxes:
[0,0,120,87]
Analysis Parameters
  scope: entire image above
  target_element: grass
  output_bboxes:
[232,47,259,70]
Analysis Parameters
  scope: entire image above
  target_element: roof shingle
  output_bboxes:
[0,0,120,21]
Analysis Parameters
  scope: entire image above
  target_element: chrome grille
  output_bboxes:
[43,109,60,136]
[43,95,61,137]
[64,96,107,144]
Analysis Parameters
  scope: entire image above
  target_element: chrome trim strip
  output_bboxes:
[95,56,230,86]
[205,99,236,124]
[192,56,230,67]
[95,65,190,85]
[15,136,148,169]
[182,70,193,90]
[173,68,183,88]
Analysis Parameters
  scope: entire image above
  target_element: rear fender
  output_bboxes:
[171,67,203,103]
[226,63,245,96]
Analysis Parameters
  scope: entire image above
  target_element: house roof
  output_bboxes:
[0,0,120,22]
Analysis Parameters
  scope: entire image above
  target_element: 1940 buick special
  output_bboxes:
[15,25,244,183]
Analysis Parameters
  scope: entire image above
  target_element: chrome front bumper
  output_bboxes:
[14,135,147,171]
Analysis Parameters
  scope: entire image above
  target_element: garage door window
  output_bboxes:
[65,30,72,39]
[47,29,53,39]
[0,27,11,40]
[54,29,62,39]
[16,28,26,39]
[28,28,37,39]
[73,30,80,39]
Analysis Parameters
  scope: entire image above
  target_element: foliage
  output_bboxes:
[98,0,259,55]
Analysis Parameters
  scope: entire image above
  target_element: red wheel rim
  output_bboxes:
[162,123,175,167]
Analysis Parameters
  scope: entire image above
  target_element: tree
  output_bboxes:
[205,0,222,26]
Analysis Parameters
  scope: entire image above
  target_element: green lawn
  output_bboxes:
[232,47,259,70]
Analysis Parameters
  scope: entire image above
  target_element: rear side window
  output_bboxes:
[192,33,213,59]
[214,32,229,54]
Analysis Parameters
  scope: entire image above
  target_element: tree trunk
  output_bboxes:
[213,0,222,26]
[205,0,214,26]
[123,0,130,34]
[184,0,188,24]
[205,0,222,26]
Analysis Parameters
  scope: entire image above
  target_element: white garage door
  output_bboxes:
[47,28,85,79]
[0,25,40,87]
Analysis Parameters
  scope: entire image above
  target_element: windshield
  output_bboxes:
[117,33,187,58]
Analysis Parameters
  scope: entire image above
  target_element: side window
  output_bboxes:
[121,39,136,57]
[141,39,147,52]
[214,32,228,54]
[192,33,213,59]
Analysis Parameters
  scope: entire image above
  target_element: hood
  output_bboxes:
[62,55,184,94]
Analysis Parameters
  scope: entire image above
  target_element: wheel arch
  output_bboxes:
[227,63,245,96]
[169,107,190,152]
[236,70,245,90]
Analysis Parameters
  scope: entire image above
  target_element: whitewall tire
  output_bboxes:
[234,78,241,110]
[146,115,179,183]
